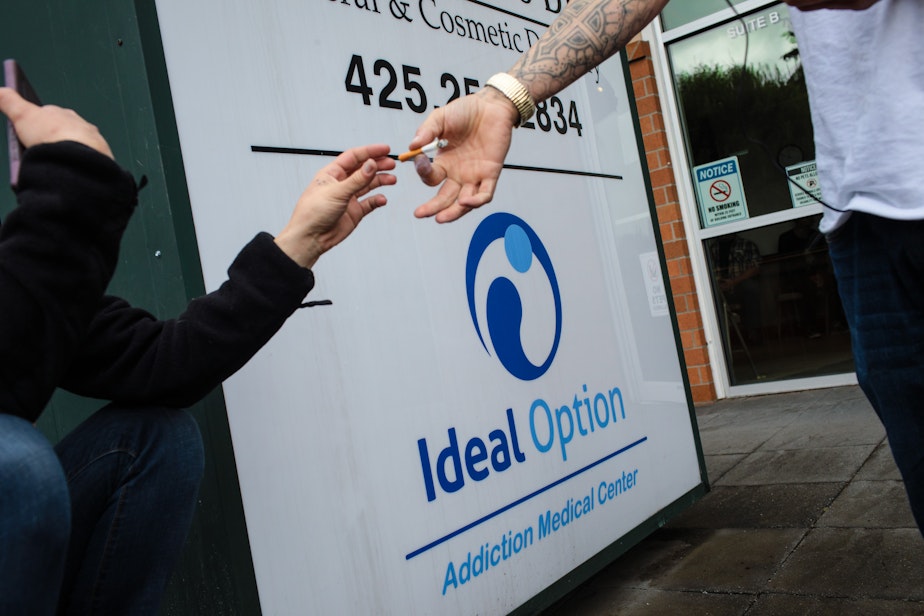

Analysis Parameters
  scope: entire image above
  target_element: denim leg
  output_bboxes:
[0,413,71,616]
[54,405,205,616]
[827,213,924,534]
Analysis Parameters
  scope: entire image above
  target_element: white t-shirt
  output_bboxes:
[790,0,924,233]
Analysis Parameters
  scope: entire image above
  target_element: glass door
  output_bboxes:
[660,1,854,389]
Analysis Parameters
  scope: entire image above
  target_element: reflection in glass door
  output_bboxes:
[662,2,854,386]
[704,216,851,386]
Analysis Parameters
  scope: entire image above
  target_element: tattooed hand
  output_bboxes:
[407,0,669,222]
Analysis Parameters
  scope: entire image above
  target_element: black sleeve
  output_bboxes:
[0,142,137,422]
[59,232,315,408]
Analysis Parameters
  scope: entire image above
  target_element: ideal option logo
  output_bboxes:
[465,212,562,381]
[416,213,628,503]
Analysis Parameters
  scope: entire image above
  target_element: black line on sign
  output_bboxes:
[251,146,624,181]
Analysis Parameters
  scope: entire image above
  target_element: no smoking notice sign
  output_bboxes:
[693,156,749,227]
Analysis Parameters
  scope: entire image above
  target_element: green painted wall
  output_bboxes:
[0,1,260,613]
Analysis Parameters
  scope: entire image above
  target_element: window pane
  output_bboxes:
[705,216,853,386]
[668,3,815,225]
[661,0,750,31]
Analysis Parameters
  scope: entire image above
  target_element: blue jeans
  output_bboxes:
[0,405,204,615]
[827,212,924,534]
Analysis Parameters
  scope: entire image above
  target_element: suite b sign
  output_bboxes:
[153,1,705,613]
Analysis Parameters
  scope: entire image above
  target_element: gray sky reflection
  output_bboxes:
[669,4,799,82]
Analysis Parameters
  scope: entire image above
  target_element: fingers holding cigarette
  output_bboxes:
[398,138,448,162]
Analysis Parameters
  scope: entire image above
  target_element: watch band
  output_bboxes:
[485,73,536,128]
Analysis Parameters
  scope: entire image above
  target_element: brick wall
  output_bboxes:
[626,39,717,404]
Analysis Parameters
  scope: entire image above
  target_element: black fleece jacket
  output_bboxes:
[1,142,314,422]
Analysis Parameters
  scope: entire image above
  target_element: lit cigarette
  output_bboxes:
[398,138,448,162]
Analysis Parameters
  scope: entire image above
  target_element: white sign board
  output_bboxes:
[786,160,822,208]
[694,156,749,227]
[153,1,704,614]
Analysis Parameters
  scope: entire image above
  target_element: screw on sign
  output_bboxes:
[710,180,732,202]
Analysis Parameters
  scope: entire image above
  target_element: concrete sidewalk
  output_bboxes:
[541,385,924,615]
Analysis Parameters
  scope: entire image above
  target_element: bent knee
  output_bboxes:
[89,405,206,493]
[164,409,205,482]
[140,407,206,489]
[0,415,71,544]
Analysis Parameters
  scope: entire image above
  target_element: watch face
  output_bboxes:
[777,144,804,168]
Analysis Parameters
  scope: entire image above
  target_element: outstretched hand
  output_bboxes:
[408,86,519,223]
[0,87,113,159]
[274,144,397,269]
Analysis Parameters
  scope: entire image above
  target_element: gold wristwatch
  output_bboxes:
[485,73,536,128]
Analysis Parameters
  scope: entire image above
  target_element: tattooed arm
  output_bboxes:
[408,0,668,223]
[511,0,666,109]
